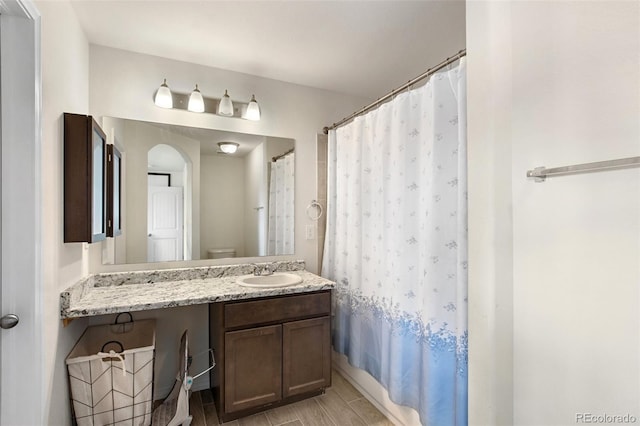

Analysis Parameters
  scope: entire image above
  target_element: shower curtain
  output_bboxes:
[267,152,295,255]
[322,59,467,425]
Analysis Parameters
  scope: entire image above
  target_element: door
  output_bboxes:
[282,317,331,398]
[147,186,183,262]
[0,1,43,425]
[225,325,282,413]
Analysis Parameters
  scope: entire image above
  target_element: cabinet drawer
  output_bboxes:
[224,291,330,329]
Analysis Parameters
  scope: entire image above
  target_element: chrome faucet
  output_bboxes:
[252,263,277,276]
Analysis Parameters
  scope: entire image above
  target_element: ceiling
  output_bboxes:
[69,0,466,99]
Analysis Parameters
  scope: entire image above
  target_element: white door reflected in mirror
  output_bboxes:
[147,186,184,262]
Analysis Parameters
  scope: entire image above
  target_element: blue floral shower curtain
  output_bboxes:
[321,59,467,425]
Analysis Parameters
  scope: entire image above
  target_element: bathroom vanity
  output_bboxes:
[59,261,334,421]
[210,290,331,422]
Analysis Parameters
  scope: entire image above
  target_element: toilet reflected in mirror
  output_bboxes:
[207,248,236,259]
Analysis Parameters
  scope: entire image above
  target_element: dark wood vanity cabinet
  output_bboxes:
[209,290,331,422]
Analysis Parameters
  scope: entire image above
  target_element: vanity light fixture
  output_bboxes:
[153,84,260,120]
[154,79,173,109]
[245,94,261,121]
[188,84,205,113]
[217,89,234,116]
[218,142,239,154]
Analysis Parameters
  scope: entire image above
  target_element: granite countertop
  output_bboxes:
[60,261,335,319]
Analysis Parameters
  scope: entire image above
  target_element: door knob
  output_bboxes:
[148,233,152,237]
[0,314,19,329]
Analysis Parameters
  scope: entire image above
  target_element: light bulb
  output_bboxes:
[245,94,261,121]
[217,89,234,116]
[154,79,173,109]
[188,84,205,113]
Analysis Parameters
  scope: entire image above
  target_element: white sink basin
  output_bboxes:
[236,273,303,288]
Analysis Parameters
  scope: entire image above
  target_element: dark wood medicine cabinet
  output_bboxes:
[64,113,122,243]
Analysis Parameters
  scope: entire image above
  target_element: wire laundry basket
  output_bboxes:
[66,313,156,426]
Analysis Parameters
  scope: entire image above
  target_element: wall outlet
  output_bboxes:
[305,224,316,240]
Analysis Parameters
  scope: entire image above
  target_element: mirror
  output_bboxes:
[101,117,295,265]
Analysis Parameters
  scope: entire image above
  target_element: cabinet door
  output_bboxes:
[282,316,331,398]
[63,113,107,243]
[225,325,282,413]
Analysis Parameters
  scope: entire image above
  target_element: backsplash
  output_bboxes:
[90,260,306,287]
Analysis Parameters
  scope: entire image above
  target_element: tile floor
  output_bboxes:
[187,370,394,426]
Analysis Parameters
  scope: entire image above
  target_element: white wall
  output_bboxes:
[466,2,514,423]
[468,2,640,425]
[36,1,91,424]
[201,154,246,258]
[183,159,193,261]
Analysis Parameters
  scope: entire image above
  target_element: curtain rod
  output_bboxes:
[322,48,466,135]
[272,148,295,162]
